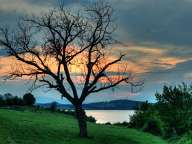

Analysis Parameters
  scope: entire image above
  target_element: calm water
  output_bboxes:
[85,110,135,124]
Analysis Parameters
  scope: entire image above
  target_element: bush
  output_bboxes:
[0,97,5,106]
[129,105,165,136]
[105,122,111,125]
[0,93,34,107]
[50,101,57,112]
[129,83,192,138]
[0,93,24,106]
[156,83,192,136]
[6,98,15,105]
[170,132,192,144]
[142,111,165,136]
[23,93,36,106]
[13,96,24,106]
[113,121,129,127]
[86,116,96,123]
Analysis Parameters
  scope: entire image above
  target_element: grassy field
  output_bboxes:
[0,108,167,144]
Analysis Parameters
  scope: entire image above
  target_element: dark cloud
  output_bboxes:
[114,0,192,47]
[24,0,80,7]
[1,0,192,47]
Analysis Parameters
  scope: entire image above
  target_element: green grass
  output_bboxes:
[0,108,167,144]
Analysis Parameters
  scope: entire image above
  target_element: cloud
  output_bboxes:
[0,44,190,77]
[112,45,191,74]
[0,0,52,15]
[184,72,192,80]
[0,0,192,103]
[100,0,192,50]
[1,0,192,47]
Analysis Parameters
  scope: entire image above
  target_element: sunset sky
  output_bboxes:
[0,0,192,103]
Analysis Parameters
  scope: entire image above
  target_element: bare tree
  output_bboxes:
[0,1,141,137]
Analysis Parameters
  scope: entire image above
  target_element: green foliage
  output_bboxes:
[142,112,165,136]
[129,103,165,136]
[86,116,97,123]
[129,83,192,140]
[0,93,24,106]
[0,93,36,107]
[113,121,130,127]
[12,96,24,106]
[50,101,57,112]
[169,132,192,144]
[0,109,167,144]
[156,83,192,136]
[0,97,5,106]
[23,93,36,106]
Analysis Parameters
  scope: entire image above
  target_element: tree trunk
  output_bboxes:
[75,105,88,137]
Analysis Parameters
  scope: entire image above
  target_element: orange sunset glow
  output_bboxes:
[0,46,190,79]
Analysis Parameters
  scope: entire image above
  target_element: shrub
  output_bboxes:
[23,93,36,106]
[142,111,165,136]
[129,106,165,136]
[0,94,24,106]
[170,132,192,144]
[6,98,15,105]
[156,83,192,136]
[13,96,24,106]
[130,83,192,138]
[129,102,154,128]
[50,101,57,112]
[86,116,96,123]
[113,121,129,127]
[0,97,5,106]
[105,122,111,125]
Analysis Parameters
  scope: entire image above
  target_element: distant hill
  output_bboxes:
[38,99,145,110]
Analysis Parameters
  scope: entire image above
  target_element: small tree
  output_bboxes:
[50,101,57,112]
[130,83,192,137]
[13,96,24,106]
[129,103,165,136]
[0,96,5,106]
[0,1,141,137]
[155,83,192,136]
[4,93,14,106]
[23,93,36,106]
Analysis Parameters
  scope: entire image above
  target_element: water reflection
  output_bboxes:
[86,110,135,124]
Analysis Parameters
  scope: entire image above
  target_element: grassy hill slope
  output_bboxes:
[0,109,167,144]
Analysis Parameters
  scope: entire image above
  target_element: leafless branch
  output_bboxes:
[0,1,142,106]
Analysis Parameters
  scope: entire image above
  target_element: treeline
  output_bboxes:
[129,83,192,140]
[0,93,36,106]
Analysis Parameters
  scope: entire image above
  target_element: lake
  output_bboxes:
[85,110,135,124]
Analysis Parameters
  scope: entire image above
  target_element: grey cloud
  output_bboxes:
[132,60,192,102]
[1,0,192,48]
[114,0,192,47]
